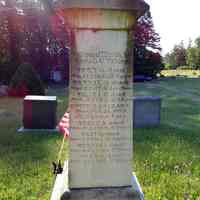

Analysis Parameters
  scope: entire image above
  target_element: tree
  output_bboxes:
[164,41,187,69]
[173,41,187,67]
[0,0,69,83]
[134,11,161,51]
[187,47,200,69]
[134,11,163,78]
[164,52,176,69]
[0,0,20,83]
[186,37,200,69]
[195,36,200,48]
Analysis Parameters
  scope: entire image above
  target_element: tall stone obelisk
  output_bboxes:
[51,1,148,199]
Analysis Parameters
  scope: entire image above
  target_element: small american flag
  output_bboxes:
[58,112,70,138]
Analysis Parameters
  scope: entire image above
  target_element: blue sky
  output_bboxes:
[145,0,200,55]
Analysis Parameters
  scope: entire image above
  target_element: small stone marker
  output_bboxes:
[51,0,148,199]
[23,95,57,129]
[133,96,162,128]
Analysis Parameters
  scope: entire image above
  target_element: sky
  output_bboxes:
[145,0,200,55]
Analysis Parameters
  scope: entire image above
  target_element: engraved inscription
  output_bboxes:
[70,50,132,164]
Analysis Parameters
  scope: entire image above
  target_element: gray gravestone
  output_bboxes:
[133,96,161,128]
[23,95,57,129]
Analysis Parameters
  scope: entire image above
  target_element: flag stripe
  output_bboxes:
[58,112,70,138]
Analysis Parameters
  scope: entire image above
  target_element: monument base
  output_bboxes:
[18,127,59,133]
[51,161,144,200]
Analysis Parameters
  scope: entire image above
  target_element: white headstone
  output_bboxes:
[69,29,133,188]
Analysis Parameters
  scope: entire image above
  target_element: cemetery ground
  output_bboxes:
[0,79,200,199]
[161,69,200,78]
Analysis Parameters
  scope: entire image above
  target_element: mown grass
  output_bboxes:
[134,78,200,199]
[161,69,200,78]
[0,88,68,200]
[0,80,200,199]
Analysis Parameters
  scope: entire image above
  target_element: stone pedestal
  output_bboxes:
[51,0,148,199]
[65,187,141,200]
[51,162,144,200]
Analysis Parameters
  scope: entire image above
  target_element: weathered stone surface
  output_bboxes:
[51,0,147,196]
[59,9,136,29]
[56,0,149,16]
[133,96,161,128]
[69,30,133,188]
[65,187,141,200]
[23,95,57,129]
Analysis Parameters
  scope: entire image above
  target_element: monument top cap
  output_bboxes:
[56,0,149,17]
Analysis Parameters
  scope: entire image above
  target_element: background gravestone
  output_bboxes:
[51,1,148,199]
[23,96,57,129]
[133,96,162,128]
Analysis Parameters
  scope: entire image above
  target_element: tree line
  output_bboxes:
[0,0,162,87]
[164,37,200,69]
[0,0,68,84]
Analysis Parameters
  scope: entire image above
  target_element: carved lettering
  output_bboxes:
[70,50,132,165]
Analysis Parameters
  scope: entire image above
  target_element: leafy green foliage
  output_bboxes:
[0,0,68,83]
[9,63,45,96]
[164,41,187,69]
[164,37,200,69]
[134,48,164,78]
[186,47,200,69]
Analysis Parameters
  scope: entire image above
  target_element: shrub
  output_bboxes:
[0,61,18,85]
[9,63,45,97]
[134,49,164,78]
[8,82,29,97]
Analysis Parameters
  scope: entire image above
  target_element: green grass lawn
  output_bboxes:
[0,80,200,199]
[161,69,200,78]
[0,88,68,200]
[134,78,200,199]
